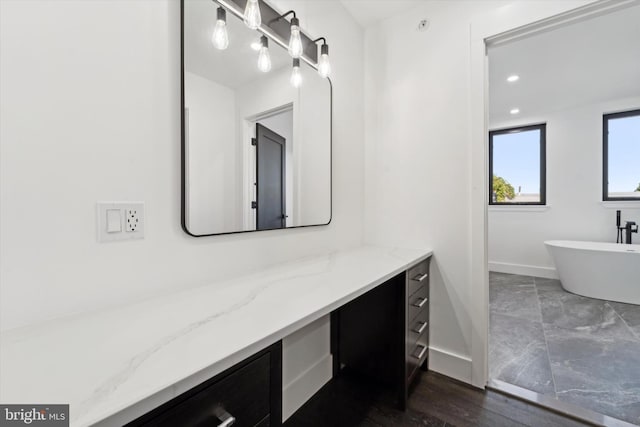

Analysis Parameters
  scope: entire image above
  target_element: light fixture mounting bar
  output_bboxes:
[216,0,318,64]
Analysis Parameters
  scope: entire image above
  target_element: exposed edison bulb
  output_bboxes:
[318,44,331,78]
[288,18,303,58]
[290,58,302,88]
[257,36,271,72]
[243,0,261,30]
[250,40,262,51]
[211,8,229,50]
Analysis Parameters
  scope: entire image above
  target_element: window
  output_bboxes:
[489,124,546,205]
[603,109,640,201]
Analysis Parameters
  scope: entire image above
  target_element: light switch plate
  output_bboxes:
[97,202,145,242]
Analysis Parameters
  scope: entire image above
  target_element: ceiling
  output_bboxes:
[339,0,422,28]
[489,4,640,125]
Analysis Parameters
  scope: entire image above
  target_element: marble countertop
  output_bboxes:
[0,245,432,426]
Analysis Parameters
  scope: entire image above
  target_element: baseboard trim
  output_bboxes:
[282,354,332,421]
[489,261,558,279]
[428,346,473,385]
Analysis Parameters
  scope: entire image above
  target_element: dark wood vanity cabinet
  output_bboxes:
[331,256,431,410]
[126,256,430,427]
[405,258,430,385]
[127,342,282,427]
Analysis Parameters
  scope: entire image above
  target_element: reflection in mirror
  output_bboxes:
[182,0,331,236]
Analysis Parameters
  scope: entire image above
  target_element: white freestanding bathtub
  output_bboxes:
[545,240,640,305]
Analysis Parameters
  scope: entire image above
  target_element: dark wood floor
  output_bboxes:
[284,370,592,427]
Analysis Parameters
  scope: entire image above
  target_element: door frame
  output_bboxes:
[469,0,637,388]
[242,104,294,230]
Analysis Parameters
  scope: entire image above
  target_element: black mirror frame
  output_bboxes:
[180,0,333,237]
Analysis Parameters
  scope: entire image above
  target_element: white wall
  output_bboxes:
[184,71,239,235]
[296,64,332,226]
[364,0,508,384]
[0,0,364,421]
[363,0,598,385]
[235,63,331,229]
[489,97,640,277]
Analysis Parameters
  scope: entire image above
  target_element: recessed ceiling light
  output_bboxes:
[510,108,520,115]
[507,75,520,83]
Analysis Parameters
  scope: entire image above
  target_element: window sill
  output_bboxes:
[488,205,551,212]
[601,201,640,209]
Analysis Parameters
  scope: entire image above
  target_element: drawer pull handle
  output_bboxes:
[411,273,428,282]
[413,321,428,334]
[412,297,428,308]
[214,406,236,427]
[412,345,427,360]
[218,418,236,427]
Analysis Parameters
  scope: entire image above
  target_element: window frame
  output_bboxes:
[602,109,640,202]
[488,123,547,206]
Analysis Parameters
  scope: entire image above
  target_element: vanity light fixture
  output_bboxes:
[257,35,271,72]
[510,108,520,115]
[313,37,331,78]
[290,58,302,88]
[507,74,520,83]
[211,7,229,50]
[243,0,262,30]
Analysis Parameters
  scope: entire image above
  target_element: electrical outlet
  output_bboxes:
[126,208,140,232]
[97,202,144,242]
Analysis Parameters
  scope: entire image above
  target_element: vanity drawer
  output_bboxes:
[147,354,271,427]
[407,331,429,381]
[407,307,429,350]
[407,259,429,297]
[408,285,429,322]
[129,342,282,427]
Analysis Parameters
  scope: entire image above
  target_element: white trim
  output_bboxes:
[488,205,551,212]
[428,346,473,385]
[489,261,558,279]
[601,201,640,209]
[485,0,639,48]
[282,354,332,421]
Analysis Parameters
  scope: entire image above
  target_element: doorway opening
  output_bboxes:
[485,3,640,425]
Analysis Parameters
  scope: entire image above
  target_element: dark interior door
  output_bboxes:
[256,123,286,230]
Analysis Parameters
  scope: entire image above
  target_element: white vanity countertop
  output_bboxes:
[0,245,432,426]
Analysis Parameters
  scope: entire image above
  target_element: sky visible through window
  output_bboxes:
[493,129,540,195]
[608,114,640,195]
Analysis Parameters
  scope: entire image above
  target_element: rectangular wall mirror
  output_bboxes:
[181,0,332,237]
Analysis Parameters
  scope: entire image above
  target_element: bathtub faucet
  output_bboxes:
[625,221,638,245]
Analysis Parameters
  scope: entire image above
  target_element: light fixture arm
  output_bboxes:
[269,10,297,25]
[313,37,329,55]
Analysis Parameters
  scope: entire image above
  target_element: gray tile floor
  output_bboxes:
[489,272,640,425]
